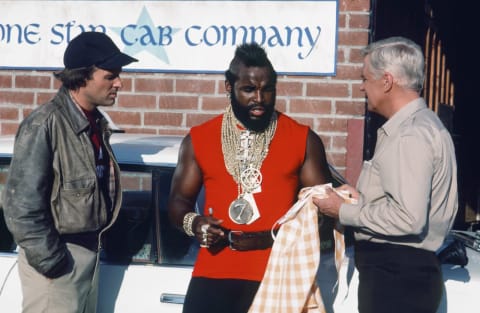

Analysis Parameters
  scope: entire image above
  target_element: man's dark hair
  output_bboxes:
[53,66,96,90]
[225,42,277,86]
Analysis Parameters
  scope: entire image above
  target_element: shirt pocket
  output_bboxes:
[357,159,385,202]
[356,160,373,191]
[53,178,97,233]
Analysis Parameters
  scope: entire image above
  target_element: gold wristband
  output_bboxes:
[183,212,199,237]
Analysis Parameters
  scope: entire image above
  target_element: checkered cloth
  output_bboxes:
[248,184,345,313]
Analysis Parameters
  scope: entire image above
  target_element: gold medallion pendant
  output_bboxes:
[240,166,262,193]
[228,196,254,224]
[228,193,260,225]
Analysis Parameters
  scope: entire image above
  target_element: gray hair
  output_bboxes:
[363,36,425,93]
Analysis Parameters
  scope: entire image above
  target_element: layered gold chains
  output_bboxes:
[221,106,277,194]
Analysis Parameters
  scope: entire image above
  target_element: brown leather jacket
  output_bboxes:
[2,86,122,277]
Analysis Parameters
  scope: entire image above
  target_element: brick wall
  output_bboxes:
[0,0,371,184]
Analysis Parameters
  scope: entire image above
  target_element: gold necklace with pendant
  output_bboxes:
[221,105,277,224]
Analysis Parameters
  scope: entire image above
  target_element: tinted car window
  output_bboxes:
[102,165,199,266]
[0,162,15,252]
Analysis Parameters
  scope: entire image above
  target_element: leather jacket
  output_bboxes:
[2,86,122,277]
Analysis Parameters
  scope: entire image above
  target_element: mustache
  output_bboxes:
[247,103,267,110]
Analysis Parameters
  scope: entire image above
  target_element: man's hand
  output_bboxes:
[312,184,358,219]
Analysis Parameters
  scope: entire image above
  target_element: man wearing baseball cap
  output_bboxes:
[3,31,137,313]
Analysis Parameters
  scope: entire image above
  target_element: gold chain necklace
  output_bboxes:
[221,105,277,195]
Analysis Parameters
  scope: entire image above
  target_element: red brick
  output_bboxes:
[36,92,57,105]
[346,118,365,185]
[338,30,369,46]
[291,116,315,129]
[338,13,347,28]
[120,77,133,92]
[275,99,287,112]
[315,117,348,133]
[107,111,141,126]
[176,79,215,94]
[145,112,183,127]
[335,64,363,80]
[290,99,332,114]
[186,113,219,128]
[0,75,12,88]
[201,96,229,111]
[117,94,156,109]
[15,75,51,89]
[336,48,346,63]
[327,151,346,168]
[276,81,303,97]
[339,0,370,12]
[0,122,19,135]
[0,107,19,120]
[159,96,198,110]
[216,80,228,94]
[336,100,366,116]
[350,47,365,63]
[352,83,366,99]
[53,79,62,89]
[349,13,370,29]
[135,78,174,93]
[332,135,348,151]
[23,108,35,118]
[306,82,349,98]
[0,91,35,105]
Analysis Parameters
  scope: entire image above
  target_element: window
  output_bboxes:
[102,165,200,266]
[0,162,15,252]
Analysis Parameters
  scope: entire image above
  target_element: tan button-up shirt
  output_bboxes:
[340,98,458,252]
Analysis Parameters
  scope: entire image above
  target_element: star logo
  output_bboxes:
[110,6,181,65]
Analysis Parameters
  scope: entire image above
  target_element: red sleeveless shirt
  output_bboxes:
[190,112,308,281]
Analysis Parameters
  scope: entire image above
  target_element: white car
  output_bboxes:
[0,133,479,313]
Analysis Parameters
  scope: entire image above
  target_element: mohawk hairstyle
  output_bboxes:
[225,42,277,86]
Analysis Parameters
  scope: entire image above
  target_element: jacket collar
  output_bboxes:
[57,86,95,135]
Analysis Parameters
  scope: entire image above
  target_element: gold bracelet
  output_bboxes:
[183,212,199,237]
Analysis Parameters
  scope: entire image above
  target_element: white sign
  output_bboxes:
[0,0,338,75]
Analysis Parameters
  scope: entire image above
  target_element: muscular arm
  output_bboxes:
[167,134,204,230]
[299,129,333,188]
[168,134,225,245]
[301,129,338,247]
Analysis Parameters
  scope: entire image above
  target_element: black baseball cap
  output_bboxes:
[63,31,138,70]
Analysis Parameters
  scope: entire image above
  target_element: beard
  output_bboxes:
[230,92,275,132]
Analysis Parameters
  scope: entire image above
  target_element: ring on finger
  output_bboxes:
[201,224,210,234]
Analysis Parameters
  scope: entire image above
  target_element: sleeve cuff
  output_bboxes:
[339,194,365,227]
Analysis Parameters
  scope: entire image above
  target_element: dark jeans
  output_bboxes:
[355,241,443,313]
[182,277,260,313]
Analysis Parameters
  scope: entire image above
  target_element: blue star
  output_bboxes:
[111,6,181,65]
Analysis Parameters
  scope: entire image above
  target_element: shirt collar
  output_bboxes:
[380,98,427,137]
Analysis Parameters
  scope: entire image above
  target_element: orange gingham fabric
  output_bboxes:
[248,184,345,313]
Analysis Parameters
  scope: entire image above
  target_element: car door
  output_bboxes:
[98,165,200,313]
[0,158,22,312]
